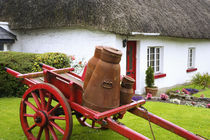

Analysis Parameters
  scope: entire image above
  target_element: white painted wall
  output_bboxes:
[10,28,127,75]
[9,27,210,94]
[136,36,210,94]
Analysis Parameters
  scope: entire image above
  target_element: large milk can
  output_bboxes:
[83,46,103,90]
[83,47,122,112]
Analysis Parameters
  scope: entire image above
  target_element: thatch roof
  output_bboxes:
[0,0,210,39]
[0,27,16,43]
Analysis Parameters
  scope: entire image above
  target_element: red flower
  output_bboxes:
[71,55,75,60]
[146,93,152,100]
[160,93,168,100]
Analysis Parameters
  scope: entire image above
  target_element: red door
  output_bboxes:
[126,41,136,90]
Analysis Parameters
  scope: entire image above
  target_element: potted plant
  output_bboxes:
[145,66,158,96]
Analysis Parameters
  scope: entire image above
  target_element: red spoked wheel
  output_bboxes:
[20,83,72,140]
[76,114,107,130]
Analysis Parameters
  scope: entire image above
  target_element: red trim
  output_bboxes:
[186,68,197,73]
[154,73,166,79]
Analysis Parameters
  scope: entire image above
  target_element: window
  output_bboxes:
[188,48,195,68]
[147,47,161,73]
[0,43,3,51]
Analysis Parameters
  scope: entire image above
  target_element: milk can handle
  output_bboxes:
[102,80,113,89]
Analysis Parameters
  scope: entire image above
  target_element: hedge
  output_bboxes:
[0,51,70,97]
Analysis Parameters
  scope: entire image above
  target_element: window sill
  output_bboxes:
[154,73,166,79]
[186,68,197,73]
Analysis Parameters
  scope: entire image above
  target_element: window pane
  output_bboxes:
[156,60,159,66]
[156,54,159,59]
[156,48,160,53]
[150,47,155,53]
[156,67,159,71]
[150,61,154,67]
[190,49,192,53]
[150,54,154,60]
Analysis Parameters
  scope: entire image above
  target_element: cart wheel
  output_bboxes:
[20,83,72,140]
[76,114,107,130]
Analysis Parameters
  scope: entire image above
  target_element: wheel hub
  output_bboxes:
[34,111,48,127]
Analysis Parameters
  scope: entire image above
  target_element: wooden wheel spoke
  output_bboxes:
[92,120,95,128]
[48,125,58,140]
[48,103,61,115]
[46,94,53,111]
[24,114,34,117]
[27,124,37,132]
[49,121,64,135]
[39,89,46,109]
[31,92,41,109]
[37,127,43,140]
[24,101,38,112]
[49,116,65,120]
[44,127,50,140]
[82,117,87,122]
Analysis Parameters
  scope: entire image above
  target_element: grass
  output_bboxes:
[0,98,210,140]
[193,88,210,98]
[167,83,210,98]
[167,84,204,92]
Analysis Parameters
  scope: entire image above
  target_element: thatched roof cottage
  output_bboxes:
[1,0,210,94]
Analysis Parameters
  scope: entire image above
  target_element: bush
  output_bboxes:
[145,66,155,87]
[32,52,70,72]
[191,73,210,89]
[0,51,37,97]
[0,52,71,97]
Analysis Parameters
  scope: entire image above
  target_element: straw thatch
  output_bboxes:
[0,0,210,39]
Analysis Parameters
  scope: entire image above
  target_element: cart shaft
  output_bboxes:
[129,107,203,140]
[106,118,150,140]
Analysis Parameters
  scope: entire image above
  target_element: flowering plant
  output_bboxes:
[69,55,86,75]
[132,96,143,101]
[146,93,152,100]
[160,93,168,100]
[185,88,199,94]
[207,104,210,108]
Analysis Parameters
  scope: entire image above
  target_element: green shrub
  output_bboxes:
[145,66,155,87]
[32,52,70,72]
[191,73,210,89]
[0,52,71,97]
[0,51,37,97]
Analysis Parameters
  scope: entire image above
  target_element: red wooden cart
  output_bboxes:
[5,64,203,140]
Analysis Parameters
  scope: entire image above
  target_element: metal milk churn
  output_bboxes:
[83,46,103,90]
[83,47,122,112]
[120,76,135,105]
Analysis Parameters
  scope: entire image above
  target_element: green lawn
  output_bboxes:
[167,83,210,98]
[167,84,204,92]
[0,98,209,140]
[193,88,210,98]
